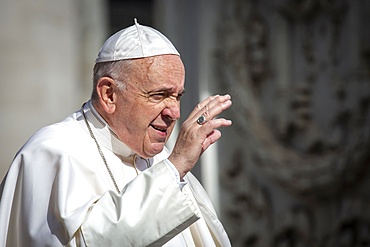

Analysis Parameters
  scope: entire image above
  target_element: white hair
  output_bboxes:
[91,59,133,102]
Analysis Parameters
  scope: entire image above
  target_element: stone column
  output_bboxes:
[153,0,224,212]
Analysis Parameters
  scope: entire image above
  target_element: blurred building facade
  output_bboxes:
[212,1,370,246]
[0,0,107,179]
[0,0,369,246]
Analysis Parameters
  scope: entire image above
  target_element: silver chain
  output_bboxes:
[81,106,121,194]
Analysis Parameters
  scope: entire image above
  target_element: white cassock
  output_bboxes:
[0,100,231,247]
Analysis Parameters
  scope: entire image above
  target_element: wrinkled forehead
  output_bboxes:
[128,55,185,88]
[131,55,184,75]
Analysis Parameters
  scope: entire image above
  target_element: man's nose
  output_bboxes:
[162,98,180,120]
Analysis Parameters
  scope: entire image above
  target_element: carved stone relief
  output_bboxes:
[215,0,370,246]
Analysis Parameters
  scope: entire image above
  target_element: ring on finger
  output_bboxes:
[196,115,206,125]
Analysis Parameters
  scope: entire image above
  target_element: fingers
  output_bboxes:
[168,94,233,179]
[194,95,232,154]
[190,94,232,143]
[206,118,233,128]
[197,118,232,150]
[190,94,232,124]
[201,129,222,151]
[189,95,218,119]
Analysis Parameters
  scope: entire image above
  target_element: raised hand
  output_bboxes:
[168,94,232,179]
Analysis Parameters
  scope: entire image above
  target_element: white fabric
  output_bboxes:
[95,19,179,63]
[0,101,231,246]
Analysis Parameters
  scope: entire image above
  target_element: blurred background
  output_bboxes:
[0,0,369,246]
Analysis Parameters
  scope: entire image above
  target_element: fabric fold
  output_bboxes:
[81,162,200,247]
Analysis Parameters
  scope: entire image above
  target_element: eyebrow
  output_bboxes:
[148,87,186,94]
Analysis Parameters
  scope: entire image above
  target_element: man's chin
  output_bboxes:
[145,143,166,158]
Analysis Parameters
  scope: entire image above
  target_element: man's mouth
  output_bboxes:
[151,124,167,133]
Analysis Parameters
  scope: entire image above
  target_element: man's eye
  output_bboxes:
[148,93,166,102]
[177,93,183,100]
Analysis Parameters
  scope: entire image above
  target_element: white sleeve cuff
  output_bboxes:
[163,159,187,190]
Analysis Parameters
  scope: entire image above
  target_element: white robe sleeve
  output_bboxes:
[80,161,200,247]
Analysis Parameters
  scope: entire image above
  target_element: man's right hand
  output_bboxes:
[168,94,232,179]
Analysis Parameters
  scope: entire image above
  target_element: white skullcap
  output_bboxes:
[95,18,179,63]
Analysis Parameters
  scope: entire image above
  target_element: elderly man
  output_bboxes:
[0,20,232,246]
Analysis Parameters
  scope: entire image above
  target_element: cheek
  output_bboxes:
[123,101,166,135]
[137,105,162,127]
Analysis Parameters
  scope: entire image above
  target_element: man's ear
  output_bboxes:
[96,77,117,114]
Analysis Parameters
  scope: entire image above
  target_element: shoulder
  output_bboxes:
[16,112,87,158]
